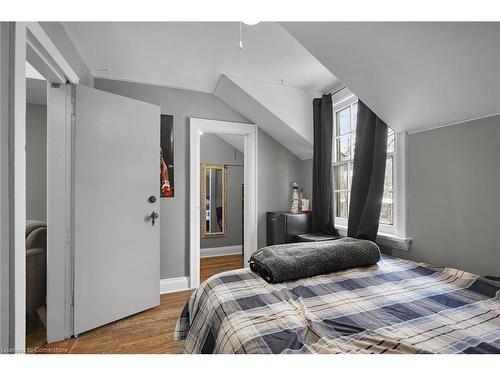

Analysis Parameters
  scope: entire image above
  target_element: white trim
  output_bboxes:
[0,23,10,351]
[189,118,258,290]
[376,233,412,252]
[11,21,27,354]
[407,112,500,135]
[336,225,412,251]
[332,92,356,108]
[46,83,73,343]
[60,23,94,84]
[159,277,190,295]
[394,132,408,238]
[25,22,79,84]
[26,34,65,84]
[201,245,242,258]
[9,21,81,351]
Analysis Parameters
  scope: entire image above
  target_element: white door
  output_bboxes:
[73,85,160,335]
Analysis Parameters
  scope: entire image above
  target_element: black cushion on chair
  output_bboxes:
[295,232,341,242]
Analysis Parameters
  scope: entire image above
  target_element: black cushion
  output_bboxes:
[295,232,341,242]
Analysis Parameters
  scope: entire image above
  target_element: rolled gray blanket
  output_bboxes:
[249,237,380,283]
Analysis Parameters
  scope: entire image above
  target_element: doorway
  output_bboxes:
[4,22,80,352]
[24,61,48,351]
[199,134,245,282]
[189,118,258,289]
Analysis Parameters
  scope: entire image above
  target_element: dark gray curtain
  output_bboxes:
[312,94,338,235]
[348,100,388,241]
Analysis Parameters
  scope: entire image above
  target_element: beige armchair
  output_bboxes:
[26,226,47,318]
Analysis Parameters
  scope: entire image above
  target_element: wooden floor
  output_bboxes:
[200,253,244,283]
[26,254,243,354]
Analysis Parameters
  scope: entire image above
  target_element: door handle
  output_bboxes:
[150,211,159,226]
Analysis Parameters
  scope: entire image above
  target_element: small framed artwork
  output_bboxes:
[160,114,174,197]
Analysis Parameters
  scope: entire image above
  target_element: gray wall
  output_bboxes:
[95,78,304,279]
[299,158,313,201]
[257,128,306,249]
[200,134,244,249]
[389,115,500,276]
[200,134,244,165]
[26,104,47,221]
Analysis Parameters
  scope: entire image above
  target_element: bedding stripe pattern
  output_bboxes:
[174,255,500,354]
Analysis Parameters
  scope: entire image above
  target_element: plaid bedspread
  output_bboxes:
[174,255,500,354]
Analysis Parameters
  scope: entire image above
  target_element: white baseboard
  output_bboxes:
[200,245,242,258]
[160,276,190,294]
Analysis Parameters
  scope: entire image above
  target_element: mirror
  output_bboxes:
[201,163,227,237]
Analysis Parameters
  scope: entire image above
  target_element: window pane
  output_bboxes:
[380,191,393,225]
[351,103,358,157]
[335,192,349,219]
[348,162,354,190]
[352,102,358,128]
[387,128,395,153]
[336,107,351,136]
[336,135,351,161]
[384,156,393,190]
[351,132,356,159]
[334,164,348,190]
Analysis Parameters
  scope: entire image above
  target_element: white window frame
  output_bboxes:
[332,94,411,250]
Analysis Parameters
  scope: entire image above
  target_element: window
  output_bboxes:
[333,96,395,229]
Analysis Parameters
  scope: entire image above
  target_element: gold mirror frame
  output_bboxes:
[201,163,227,238]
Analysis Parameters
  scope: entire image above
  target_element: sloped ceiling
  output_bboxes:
[63,22,338,93]
[214,75,315,159]
[282,22,500,133]
[62,21,336,159]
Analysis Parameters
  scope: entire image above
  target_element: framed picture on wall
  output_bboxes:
[160,114,174,197]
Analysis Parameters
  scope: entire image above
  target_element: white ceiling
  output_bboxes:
[63,22,338,93]
[282,22,500,133]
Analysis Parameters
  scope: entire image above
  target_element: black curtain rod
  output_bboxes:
[324,85,347,97]
[331,85,347,96]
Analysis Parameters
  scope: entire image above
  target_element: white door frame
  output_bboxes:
[0,22,13,353]
[46,83,74,343]
[189,118,258,289]
[6,21,78,352]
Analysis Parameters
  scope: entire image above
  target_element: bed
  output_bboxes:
[174,255,500,354]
